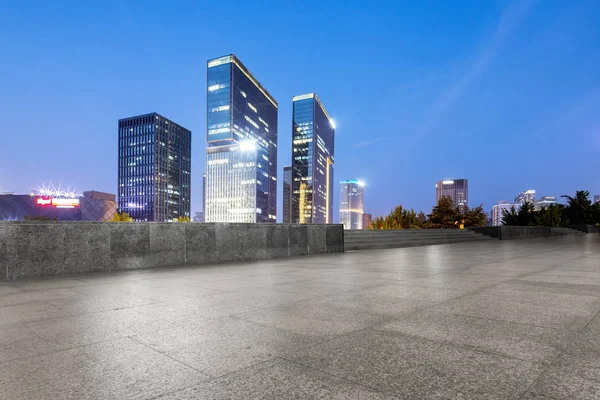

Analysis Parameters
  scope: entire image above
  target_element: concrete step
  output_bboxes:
[345,235,492,251]
[551,228,587,236]
[345,230,482,236]
[344,232,485,240]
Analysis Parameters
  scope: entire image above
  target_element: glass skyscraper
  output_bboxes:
[291,93,335,224]
[205,54,278,223]
[118,113,191,221]
[340,180,364,230]
[282,165,292,223]
[436,179,468,212]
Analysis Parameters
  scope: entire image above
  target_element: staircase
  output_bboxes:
[550,227,587,236]
[344,229,492,251]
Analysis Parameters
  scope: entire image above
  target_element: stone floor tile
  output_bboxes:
[25,308,179,350]
[133,317,322,377]
[0,337,208,400]
[154,368,306,400]
[237,301,386,337]
[0,301,68,326]
[288,329,544,399]
[361,283,471,303]
[0,287,81,307]
[273,280,364,296]
[0,322,53,362]
[131,296,260,323]
[203,287,316,309]
[48,292,159,315]
[374,310,572,364]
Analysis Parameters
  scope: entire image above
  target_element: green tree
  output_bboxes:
[369,216,385,230]
[562,190,594,225]
[515,201,536,226]
[383,205,404,229]
[416,211,428,228]
[401,208,421,229]
[177,216,191,222]
[462,205,487,227]
[111,212,133,222]
[536,204,568,227]
[501,206,519,226]
[429,196,459,228]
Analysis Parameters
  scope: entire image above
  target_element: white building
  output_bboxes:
[492,201,519,226]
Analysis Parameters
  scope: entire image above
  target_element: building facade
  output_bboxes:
[362,213,372,230]
[291,93,335,224]
[491,200,518,226]
[436,179,468,212]
[118,113,191,221]
[205,54,278,223]
[340,180,364,229]
[515,189,536,205]
[535,196,557,210]
[0,191,117,221]
[282,166,292,223]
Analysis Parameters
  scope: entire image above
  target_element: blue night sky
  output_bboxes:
[1,0,599,221]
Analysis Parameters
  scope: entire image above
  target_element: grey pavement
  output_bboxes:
[1,235,599,399]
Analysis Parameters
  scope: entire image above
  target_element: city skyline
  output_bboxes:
[1,2,599,220]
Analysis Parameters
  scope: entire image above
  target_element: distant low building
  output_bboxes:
[535,196,557,211]
[362,213,372,230]
[0,190,117,221]
[340,180,364,230]
[491,201,517,226]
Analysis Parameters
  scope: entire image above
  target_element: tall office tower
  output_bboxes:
[118,113,191,221]
[491,200,516,226]
[205,54,278,223]
[291,93,335,224]
[362,213,372,230]
[594,195,599,204]
[282,166,292,223]
[436,179,468,212]
[515,189,536,205]
[535,196,557,211]
[340,180,364,230]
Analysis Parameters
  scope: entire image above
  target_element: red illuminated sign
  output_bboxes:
[36,197,52,206]
[35,197,79,208]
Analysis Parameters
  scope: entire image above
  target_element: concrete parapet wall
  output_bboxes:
[0,222,344,280]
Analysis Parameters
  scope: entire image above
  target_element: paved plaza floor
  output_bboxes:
[1,235,599,399]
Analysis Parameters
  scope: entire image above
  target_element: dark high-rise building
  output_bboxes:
[283,166,292,223]
[291,93,335,224]
[436,179,468,212]
[340,180,364,230]
[118,113,191,221]
[205,54,278,223]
